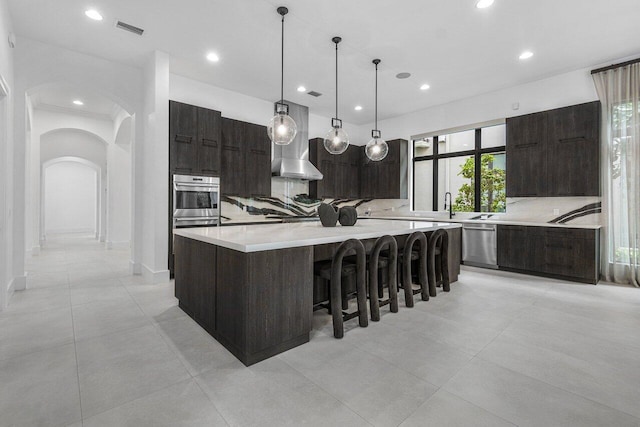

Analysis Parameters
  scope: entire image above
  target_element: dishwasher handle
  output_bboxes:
[463,226,497,231]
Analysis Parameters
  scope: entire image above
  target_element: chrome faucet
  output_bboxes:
[444,192,455,219]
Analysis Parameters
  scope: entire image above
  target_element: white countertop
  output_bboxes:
[174,219,461,253]
[366,216,602,230]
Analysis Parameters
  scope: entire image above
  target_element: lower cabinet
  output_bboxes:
[497,225,600,284]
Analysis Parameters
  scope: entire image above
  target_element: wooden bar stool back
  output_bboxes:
[329,239,368,338]
[428,229,450,294]
[368,235,398,321]
[401,231,429,307]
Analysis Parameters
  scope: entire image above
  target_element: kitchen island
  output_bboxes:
[173,219,462,365]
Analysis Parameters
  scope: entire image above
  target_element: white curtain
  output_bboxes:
[593,62,640,286]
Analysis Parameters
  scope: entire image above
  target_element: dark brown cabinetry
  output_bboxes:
[169,101,221,176]
[309,138,360,199]
[309,138,407,200]
[497,225,600,284]
[220,118,271,198]
[506,101,600,197]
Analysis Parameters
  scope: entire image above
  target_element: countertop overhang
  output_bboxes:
[365,216,602,230]
[173,219,461,253]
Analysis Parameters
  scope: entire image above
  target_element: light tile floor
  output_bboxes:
[2,233,640,426]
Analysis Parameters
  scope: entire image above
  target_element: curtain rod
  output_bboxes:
[591,57,640,74]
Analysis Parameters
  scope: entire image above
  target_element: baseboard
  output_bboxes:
[9,275,26,293]
[46,227,95,234]
[107,240,130,250]
[141,263,170,283]
[130,261,142,275]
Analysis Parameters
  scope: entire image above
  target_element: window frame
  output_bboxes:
[412,125,506,212]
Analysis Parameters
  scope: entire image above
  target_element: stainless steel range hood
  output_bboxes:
[271,101,323,181]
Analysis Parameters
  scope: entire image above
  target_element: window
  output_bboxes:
[413,124,506,213]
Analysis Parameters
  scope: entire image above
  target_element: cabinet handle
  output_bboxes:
[558,137,586,144]
[175,134,193,143]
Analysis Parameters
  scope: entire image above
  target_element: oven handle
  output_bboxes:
[174,183,219,189]
[174,217,219,221]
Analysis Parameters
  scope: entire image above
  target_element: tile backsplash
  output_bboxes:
[220,178,601,226]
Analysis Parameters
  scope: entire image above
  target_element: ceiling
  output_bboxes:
[8,0,640,125]
[29,83,123,120]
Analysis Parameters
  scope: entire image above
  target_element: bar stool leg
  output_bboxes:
[330,264,344,339]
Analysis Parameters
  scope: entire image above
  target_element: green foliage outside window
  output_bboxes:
[453,154,506,213]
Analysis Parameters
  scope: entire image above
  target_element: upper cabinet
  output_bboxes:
[221,118,271,198]
[309,138,408,200]
[169,101,221,177]
[506,101,600,197]
[309,139,360,199]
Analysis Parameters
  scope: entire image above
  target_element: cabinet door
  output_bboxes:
[345,146,361,199]
[506,113,548,197]
[547,102,600,196]
[245,122,271,198]
[169,101,198,175]
[497,225,531,270]
[197,107,222,176]
[220,118,244,196]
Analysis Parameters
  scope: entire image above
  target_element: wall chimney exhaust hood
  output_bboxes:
[271,101,323,180]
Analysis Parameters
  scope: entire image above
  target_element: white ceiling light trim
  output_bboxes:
[84,9,103,21]
[476,0,495,9]
[420,83,430,90]
[519,51,534,60]
[206,52,220,62]
[72,99,84,105]
[354,105,363,111]
[297,85,306,92]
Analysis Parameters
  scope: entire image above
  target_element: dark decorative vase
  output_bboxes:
[338,206,358,226]
[318,203,339,227]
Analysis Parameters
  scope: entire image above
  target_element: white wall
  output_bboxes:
[44,161,97,234]
[13,37,144,286]
[0,0,17,309]
[372,66,598,141]
[108,116,132,247]
[169,74,369,144]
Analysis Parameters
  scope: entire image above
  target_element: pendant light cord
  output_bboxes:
[375,61,378,131]
[335,41,338,121]
[280,14,284,105]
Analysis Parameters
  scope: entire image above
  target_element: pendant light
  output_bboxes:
[267,6,297,145]
[365,59,389,161]
[324,36,349,155]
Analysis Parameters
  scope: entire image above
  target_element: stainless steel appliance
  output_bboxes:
[172,174,220,228]
[462,223,498,269]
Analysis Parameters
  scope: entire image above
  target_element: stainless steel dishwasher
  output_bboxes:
[462,223,498,269]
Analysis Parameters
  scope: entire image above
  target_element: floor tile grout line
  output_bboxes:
[69,277,85,425]
[436,387,520,427]
[465,356,640,423]
[191,375,234,427]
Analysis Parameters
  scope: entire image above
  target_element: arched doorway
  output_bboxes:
[42,157,100,239]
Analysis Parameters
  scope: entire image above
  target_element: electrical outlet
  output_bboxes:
[553,208,560,215]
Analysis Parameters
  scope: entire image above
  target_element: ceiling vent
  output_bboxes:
[307,91,322,97]
[115,21,145,36]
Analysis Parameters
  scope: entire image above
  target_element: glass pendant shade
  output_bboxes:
[268,112,297,145]
[365,136,389,161]
[323,126,349,155]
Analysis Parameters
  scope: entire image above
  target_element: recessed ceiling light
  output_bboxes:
[519,51,534,60]
[84,9,103,21]
[354,105,363,111]
[476,0,495,9]
[396,72,411,79]
[206,52,220,62]
[420,84,430,91]
[73,100,84,106]
[297,86,306,92]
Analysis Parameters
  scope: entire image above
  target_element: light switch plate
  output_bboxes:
[553,208,560,215]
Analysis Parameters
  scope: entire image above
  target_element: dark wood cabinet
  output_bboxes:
[506,101,600,197]
[221,118,271,198]
[169,100,221,177]
[309,138,361,199]
[497,225,599,284]
[309,138,407,200]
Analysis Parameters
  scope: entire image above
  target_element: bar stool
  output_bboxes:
[314,239,368,338]
[428,229,450,294]
[400,231,429,308]
[368,235,398,321]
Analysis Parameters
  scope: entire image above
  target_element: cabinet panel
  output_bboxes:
[506,113,547,197]
[197,108,222,176]
[497,225,531,270]
[169,101,198,175]
[221,118,244,196]
[245,123,271,198]
[548,102,600,196]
